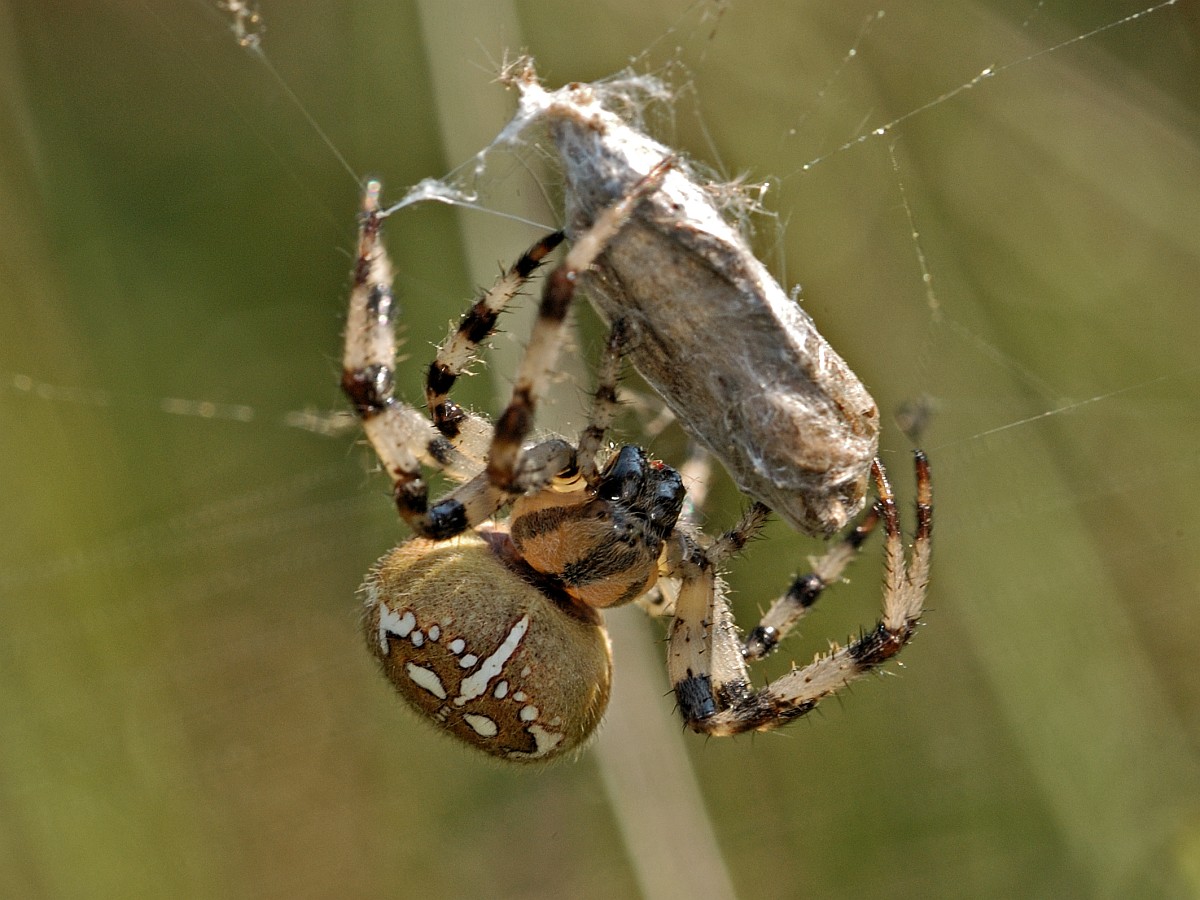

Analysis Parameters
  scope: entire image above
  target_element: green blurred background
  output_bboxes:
[3,1,1200,897]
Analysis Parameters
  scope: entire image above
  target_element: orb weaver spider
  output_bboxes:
[342,161,931,762]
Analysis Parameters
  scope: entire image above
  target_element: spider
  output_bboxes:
[343,167,932,763]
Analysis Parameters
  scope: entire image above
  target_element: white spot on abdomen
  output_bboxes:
[464,714,499,738]
[377,607,416,654]
[455,616,530,707]
[405,663,447,700]
[506,724,564,760]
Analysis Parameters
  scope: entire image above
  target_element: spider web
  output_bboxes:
[2,1,1199,897]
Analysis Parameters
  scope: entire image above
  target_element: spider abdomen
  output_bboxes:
[362,533,613,762]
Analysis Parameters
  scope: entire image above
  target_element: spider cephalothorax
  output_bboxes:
[344,158,931,763]
[510,445,686,608]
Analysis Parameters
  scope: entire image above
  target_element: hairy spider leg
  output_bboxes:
[666,452,932,735]
[342,180,480,487]
[742,504,884,660]
[574,319,633,480]
[424,231,566,462]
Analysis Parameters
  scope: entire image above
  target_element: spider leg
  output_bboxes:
[425,232,566,463]
[486,160,672,491]
[342,182,480,485]
[742,504,883,660]
[400,437,576,541]
[343,181,531,539]
[575,318,632,480]
[666,452,932,736]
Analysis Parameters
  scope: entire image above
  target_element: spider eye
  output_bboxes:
[647,468,685,535]
[598,446,647,502]
[650,473,684,518]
